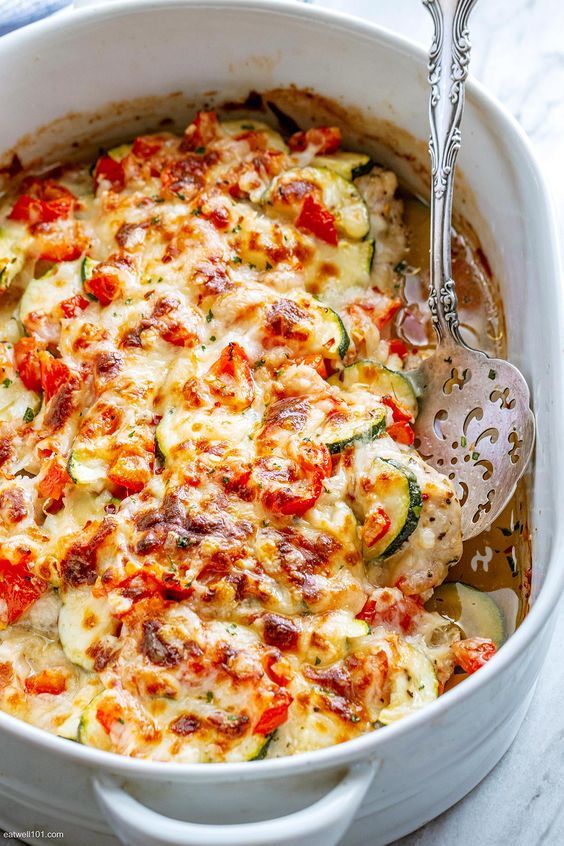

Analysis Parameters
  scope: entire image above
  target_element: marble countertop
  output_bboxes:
[311,1,564,845]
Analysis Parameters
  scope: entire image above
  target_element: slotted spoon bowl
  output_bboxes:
[410,0,535,540]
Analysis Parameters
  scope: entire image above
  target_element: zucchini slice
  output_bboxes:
[426,582,505,647]
[378,641,438,725]
[67,448,108,489]
[312,152,373,181]
[263,166,370,240]
[19,261,83,332]
[0,228,24,292]
[269,294,350,360]
[81,256,99,284]
[58,588,119,671]
[0,367,41,424]
[77,690,119,749]
[307,239,375,295]
[107,143,132,162]
[221,120,288,153]
[361,457,422,560]
[329,360,418,419]
[322,408,386,455]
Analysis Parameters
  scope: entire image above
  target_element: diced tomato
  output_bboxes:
[362,506,391,548]
[84,269,122,305]
[258,440,331,517]
[14,337,43,393]
[376,300,402,330]
[296,195,338,246]
[0,557,46,625]
[207,342,255,411]
[356,590,423,633]
[182,110,219,151]
[381,395,412,423]
[108,450,152,493]
[39,353,72,402]
[387,420,415,445]
[265,652,292,687]
[254,691,292,735]
[60,294,90,319]
[452,637,496,674]
[38,457,71,501]
[36,235,84,263]
[295,354,328,378]
[289,126,342,154]
[94,156,126,191]
[96,698,123,735]
[388,338,409,360]
[132,136,163,159]
[25,668,67,696]
[8,179,77,224]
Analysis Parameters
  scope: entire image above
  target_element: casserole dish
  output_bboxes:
[0,2,561,844]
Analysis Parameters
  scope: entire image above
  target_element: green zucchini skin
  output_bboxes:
[382,459,422,558]
[323,411,386,455]
[358,456,422,560]
[329,360,418,419]
[312,152,373,181]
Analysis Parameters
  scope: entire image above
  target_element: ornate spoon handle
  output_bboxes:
[423,0,478,346]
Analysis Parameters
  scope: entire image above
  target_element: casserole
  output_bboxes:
[0,1,561,844]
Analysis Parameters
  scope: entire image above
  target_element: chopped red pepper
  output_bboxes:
[84,269,122,306]
[289,126,342,154]
[132,136,163,159]
[296,195,338,246]
[207,342,254,411]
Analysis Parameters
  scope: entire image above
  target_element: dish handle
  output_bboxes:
[92,761,376,846]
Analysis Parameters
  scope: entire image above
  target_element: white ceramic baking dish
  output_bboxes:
[0,2,562,845]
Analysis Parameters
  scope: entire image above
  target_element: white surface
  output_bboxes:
[312,2,564,845]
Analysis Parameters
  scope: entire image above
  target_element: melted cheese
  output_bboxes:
[0,115,463,761]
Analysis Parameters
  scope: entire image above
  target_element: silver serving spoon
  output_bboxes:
[409,0,535,540]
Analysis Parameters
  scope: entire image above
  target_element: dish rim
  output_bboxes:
[0,0,562,781]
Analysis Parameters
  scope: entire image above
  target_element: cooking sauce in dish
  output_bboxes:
[399,196,531,682]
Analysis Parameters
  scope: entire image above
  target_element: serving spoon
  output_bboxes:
[409,0,535,539]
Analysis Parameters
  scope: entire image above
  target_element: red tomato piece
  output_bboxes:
[381,395,413,423]
[207,342,255,411]
[295,195,338,246]
[376,300,402,330]
[289,126,342,154]
[452,637,496,674]
[94,156,126,191]
[258,441,331,517]
[356,590,423,633]
[182,110,219,151]
[60,294,90,319]
[132,136,163,159]
[8,179,77,224]
[108,450,152,493]
[25,669,67,696]
[254,691,292,735]
[38,458,71,501]
[14,337,44,393]
[387,420,415,445]
[264,652,292,687]
[39,353,72,402]
[84,269,122,306]
[388,338,409,360]
[362,506,392,548]
[0,557,46,624]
